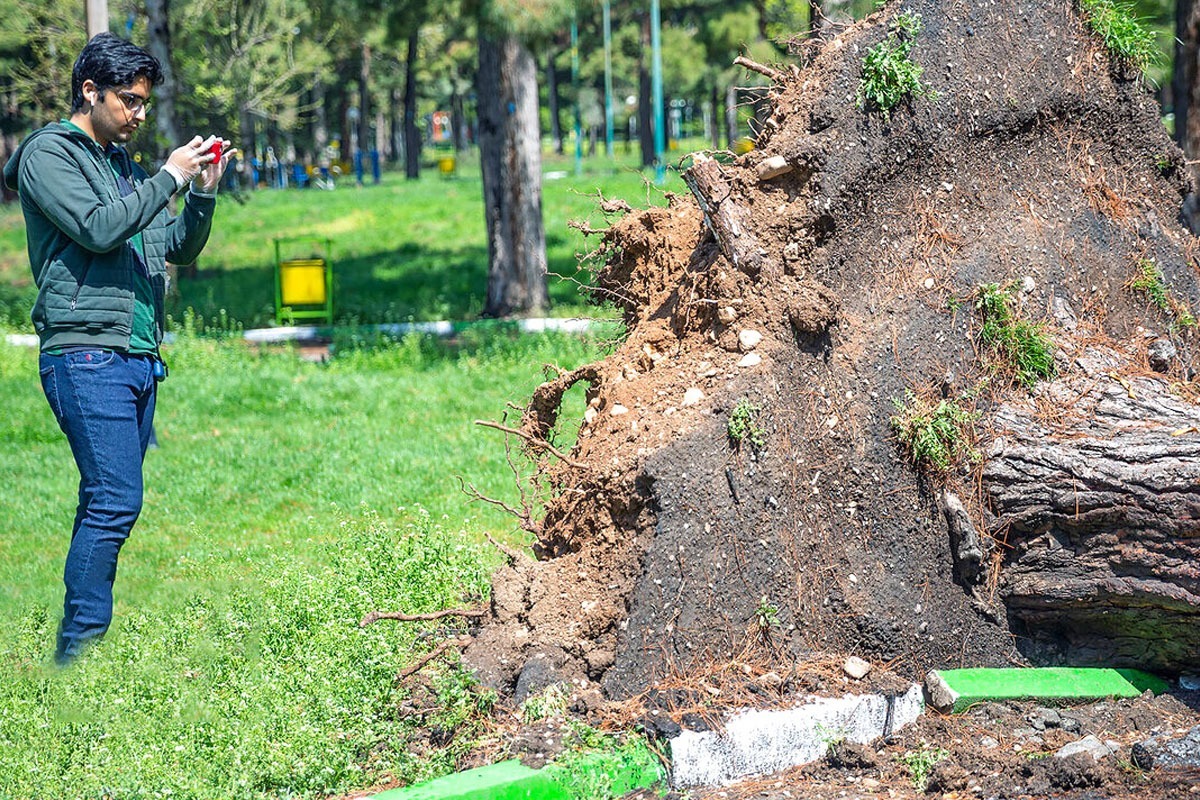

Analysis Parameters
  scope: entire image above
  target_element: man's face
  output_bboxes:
[86,76,151,148]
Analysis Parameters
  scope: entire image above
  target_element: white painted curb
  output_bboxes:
[670,683,924,788]
[5,318,607,349]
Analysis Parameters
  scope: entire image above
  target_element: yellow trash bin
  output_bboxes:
[280,259,327,306]
[274,238,334,325]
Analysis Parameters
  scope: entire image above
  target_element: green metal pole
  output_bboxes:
[650,0,665,184]
[603,0,614,159]
[571,11,583,177]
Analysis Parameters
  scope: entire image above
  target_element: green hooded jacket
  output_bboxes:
[2,122,215,352]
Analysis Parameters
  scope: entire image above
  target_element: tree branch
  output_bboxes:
[474,419,586,469]
[734,56,782,82]
[455,475,526,520]
[397,636,473,683]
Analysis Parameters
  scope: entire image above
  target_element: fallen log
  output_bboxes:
[984,358,1200,672]
[682,155,770,279]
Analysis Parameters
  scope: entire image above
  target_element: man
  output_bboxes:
[2,33,232,664]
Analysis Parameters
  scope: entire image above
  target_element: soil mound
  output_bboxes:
[465,0,1200,699]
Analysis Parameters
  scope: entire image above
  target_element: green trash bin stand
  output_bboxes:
[274,237,334,326]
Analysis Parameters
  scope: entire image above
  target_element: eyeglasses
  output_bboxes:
[114,90,152,114]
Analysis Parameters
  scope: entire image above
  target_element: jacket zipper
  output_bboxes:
[69,267,89,310]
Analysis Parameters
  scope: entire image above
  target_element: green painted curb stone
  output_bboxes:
[543,745,666,797]
[926,667,1170,713]
[368,760,568,800]
[367,746,665,800]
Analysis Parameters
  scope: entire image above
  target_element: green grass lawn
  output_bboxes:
[0,150,677,799]
[0,330,613,800]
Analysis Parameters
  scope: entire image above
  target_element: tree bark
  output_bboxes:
[983,356,1200,673]
[145,0,182,156]
[683,155,768,278]
[404,27,421,179]
[477,32,549,317]
[638,14,655,168]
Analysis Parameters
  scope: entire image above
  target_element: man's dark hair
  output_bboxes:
[70,33,163,113]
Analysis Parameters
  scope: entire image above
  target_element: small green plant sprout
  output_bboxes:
[753,595,780,646]
[1128,259,1198,330]
[1078,0,1159,72]
[897,742,949,791]
[890,390,980,472]
[815,721,848,748]
[754,595,779,634]
[728,398,766,449]
[1155,153,1173,174]
[857,9,933,117]
[520,682,572,723]
[975,282,1057,388]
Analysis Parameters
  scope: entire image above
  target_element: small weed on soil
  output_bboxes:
[975,282,1057,388]
[890,390,978,471]
[1079,0,1159,70]
[857,10,933,116]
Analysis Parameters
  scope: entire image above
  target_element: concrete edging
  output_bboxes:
[925,667,1170,713]
[670,683,925,788]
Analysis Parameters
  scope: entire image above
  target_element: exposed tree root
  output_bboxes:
[360,608,486,628]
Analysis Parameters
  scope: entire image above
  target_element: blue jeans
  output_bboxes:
[39,350,157,663]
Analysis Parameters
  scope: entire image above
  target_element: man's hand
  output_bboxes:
[163,136,212,186]
[163,135,235,193]
[195,136,234,194]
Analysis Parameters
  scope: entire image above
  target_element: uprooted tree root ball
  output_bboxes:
[464,0,1200,705]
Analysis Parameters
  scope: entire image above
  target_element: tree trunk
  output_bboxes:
[725,83,739,149]
[339,88,352,164]
[375,109,387,165]
[313,73,328,154]
[546,50,564,155]
[638,14,654,168]
[710,83,721,150]
[358,41,371,182]
[389,86,402,164]
[477,32,549,317]
[451,88,468,151]
[238,105,256,189]
[144,0,182,156]
[1177,1,1200,232]
[983,357,1200,673]
[404,28,421,179]
[1175,0,1196,148]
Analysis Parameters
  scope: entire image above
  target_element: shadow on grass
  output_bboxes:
[172,235,595,329]
[0,283,36,328]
